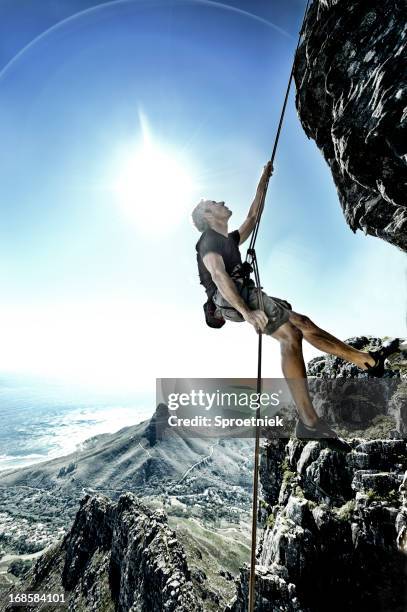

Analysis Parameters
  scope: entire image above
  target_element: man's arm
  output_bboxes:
[203,252,268,333]
[238,161,273,245]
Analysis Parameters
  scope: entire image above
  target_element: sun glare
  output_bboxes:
[115,115,196,234]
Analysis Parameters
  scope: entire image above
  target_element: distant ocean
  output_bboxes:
[0,374,153,472]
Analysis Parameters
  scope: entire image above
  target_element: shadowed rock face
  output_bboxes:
[144,403,171,446]
[294,0,407,251]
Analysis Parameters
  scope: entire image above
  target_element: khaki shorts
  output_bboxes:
[213,280,292,335]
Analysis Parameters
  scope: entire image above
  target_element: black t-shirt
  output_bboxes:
[196,228,242,299]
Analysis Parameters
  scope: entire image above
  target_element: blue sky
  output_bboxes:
[0,0,405,394]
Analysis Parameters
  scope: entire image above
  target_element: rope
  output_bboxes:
[247,2,310,610]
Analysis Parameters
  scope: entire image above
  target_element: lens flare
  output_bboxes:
[115,113,196,234]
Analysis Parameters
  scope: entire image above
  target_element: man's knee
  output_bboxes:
[288,312,316,333]
[272,321,303,347]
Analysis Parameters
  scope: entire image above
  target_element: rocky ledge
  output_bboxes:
[294,0,407,251]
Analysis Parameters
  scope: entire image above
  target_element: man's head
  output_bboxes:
[191,199,232,232]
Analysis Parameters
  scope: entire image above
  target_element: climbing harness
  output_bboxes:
[204,262,255,328]
[247,2,310,611]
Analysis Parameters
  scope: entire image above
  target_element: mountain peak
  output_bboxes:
[11,492,204,611]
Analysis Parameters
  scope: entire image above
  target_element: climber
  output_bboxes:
[192,162,392,440]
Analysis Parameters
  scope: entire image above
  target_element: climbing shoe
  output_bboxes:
[363,340,399,377]
[295,418,351,451]
[295,417,338,440]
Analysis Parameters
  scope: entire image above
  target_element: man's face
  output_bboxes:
[203,200,232,223]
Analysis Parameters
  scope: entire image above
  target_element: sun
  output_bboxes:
[115,114,196,234]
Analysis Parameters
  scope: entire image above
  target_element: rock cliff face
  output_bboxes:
[227,337,407,611]
[227,437,407,612]
[2,493,203,612]
[294,0,407,251]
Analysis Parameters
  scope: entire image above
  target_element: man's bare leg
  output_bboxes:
[288,312,376,369]
[271,322,319,427]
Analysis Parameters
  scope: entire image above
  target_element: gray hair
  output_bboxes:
[191,199,211,232]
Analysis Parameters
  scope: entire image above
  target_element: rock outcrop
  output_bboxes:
[227,337,407,611]
[307,336,407,437]
[1,493,202,612]
[294,0,407,251]
[144,403,171,446]
[227,437,407,611]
